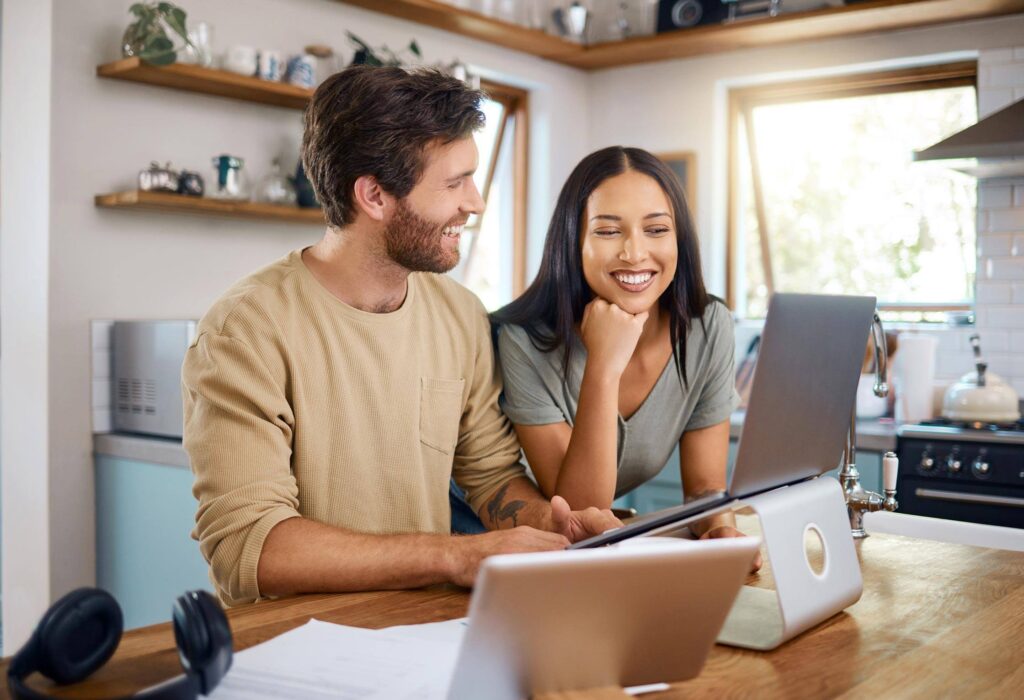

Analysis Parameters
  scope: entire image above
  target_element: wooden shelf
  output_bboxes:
[96,57,314,109]
[334,0,1024,70]
[334,0,582,61]
[95,190,325,225]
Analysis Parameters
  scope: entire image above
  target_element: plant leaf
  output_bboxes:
[409,40,421,57]
[129,3,149,18]
[138,35,176,65]
[346,31,372,53]
[161,6,190,44]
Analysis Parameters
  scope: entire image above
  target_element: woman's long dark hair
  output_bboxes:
[491,146,710,385]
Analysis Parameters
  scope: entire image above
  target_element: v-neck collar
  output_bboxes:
[619,355,675,425]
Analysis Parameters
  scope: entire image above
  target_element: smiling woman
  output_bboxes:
[489,147,758,559]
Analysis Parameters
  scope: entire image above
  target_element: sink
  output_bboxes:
[863,511,1024,551]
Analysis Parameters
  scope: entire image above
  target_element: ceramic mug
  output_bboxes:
[286,54,317,88]
[223,45,257,76]
[257,49,285,81]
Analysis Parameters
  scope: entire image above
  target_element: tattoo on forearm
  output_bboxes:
[485,482,527,528]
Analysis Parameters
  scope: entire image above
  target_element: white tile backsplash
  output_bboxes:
[979,88,1014,117]
[987,257,1024,281]
[988,62,1024,89]
[973,47,1024,394]
[989,207,1024,233]
[979,233,1013,257]
[986,305,1024,328]
[978,184,1012,209]
[90,320,113,433]
[976,281,1012,304]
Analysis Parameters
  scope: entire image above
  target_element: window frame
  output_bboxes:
[468,79,530,297]
[725,61,978,313]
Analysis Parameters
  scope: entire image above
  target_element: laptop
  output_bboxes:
[570,293,877,549]
[447,536,762,700]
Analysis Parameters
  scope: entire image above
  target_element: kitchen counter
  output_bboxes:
[94,432,189,468]
[10,516,1023,698]
[95,412,899,470]
[729,410,897,453]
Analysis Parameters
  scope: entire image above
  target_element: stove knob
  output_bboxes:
[919,452,935,471]
[972,458,991,478]
[946,454,962,474]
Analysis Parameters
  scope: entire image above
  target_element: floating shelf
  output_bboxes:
[95,190,325,225]
[334,0,1024,70]
[96,57,313,109]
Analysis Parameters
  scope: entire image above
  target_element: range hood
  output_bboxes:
[913,98,1024,179]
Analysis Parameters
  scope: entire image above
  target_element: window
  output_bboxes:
[728,63,978,321]
[449,80,528,311]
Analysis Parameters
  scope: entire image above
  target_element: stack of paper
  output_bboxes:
[207,618,468,700]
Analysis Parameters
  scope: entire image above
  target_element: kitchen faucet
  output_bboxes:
[837,312,899,538]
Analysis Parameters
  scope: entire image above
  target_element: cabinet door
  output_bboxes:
[95,455,211,629]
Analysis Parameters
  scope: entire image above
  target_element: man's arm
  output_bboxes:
[256,516,570,594]
[476,476,622,544]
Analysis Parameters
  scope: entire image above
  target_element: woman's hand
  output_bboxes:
[580,298,649,379]
[699,525,764,573]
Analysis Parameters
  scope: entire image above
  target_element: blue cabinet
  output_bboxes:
[95,455,211,629]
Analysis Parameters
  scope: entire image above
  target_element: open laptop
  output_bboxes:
[570,293,877,549]
[447,536,761,700]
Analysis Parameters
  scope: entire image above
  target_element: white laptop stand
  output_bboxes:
[715,476,863,650]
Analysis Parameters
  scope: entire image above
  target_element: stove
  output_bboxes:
[896,419,1024,529]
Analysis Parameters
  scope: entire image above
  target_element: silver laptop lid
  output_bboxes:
[729,293,876,498]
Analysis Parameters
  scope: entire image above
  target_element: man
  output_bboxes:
[182,65,620,606]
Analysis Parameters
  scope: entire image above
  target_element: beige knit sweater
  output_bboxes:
[182,249,525,606]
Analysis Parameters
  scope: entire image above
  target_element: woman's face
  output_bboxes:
[580,170,678,315]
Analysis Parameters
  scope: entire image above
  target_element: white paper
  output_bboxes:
[207,619,462,700]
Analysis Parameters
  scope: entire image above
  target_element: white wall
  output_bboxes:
[1,0,54,653]
[586,15,1024,395]
[1,0,589,649]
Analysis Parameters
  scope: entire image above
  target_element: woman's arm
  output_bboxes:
[679,420,732,536]
[679,420,762,571]
[514,359,621,509]
[513,300,648,510]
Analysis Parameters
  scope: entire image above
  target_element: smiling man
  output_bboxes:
[182,66,620,606]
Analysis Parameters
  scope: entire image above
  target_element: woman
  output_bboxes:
[492,146,755,549]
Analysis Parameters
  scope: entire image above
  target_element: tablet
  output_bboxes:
[568,490,731,549]
[446,536,761,700]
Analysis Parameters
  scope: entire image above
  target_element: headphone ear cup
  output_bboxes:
[34,588,123,685]
[172,590,232,695]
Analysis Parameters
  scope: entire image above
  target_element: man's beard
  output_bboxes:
[383,198,461,274]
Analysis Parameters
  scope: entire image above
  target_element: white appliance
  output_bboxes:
[112,320,197,438]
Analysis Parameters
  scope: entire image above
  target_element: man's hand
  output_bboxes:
[699,525,763,573]
[448,527,569,588]
[549,495,623,544]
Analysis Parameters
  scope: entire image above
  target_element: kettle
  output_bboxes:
[941,334,1020,423]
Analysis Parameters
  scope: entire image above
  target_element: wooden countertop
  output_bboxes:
[3,520,1022,699]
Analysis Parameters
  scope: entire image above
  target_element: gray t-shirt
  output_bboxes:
[496,300,739,498]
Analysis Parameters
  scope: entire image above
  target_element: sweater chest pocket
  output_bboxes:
[420,377,465,455]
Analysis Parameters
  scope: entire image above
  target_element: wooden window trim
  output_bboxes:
[473,79,529,297]
[726,61,977,312]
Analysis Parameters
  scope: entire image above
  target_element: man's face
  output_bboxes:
[383,137,485,274]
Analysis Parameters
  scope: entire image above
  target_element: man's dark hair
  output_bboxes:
[302,65,486,228]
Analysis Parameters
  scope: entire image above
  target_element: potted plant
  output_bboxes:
[122,2,193,66]
[347,31,421,67]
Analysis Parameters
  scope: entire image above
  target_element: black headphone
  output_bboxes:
[7,587,232,700]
